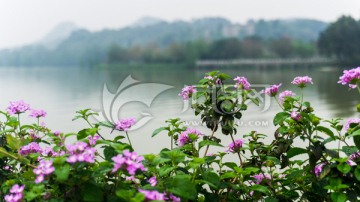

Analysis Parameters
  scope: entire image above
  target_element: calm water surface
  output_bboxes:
[0,65,358,154]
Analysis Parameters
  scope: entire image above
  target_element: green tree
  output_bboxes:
[318,16,360,63]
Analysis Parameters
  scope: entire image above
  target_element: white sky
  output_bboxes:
[0,0,359,49]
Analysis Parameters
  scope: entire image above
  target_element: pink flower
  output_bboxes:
[291,76,313,87]
[252,173,271,184]
[29,109,47,118]
[347,152,360,166]
[148,176,157,187]
[315,163,326,177]
[112,150,146,175]
[19,142,42,156]
[4,184,25,202]
[338,67,360,89]
[234,76,251,90]
[177,128,203,146]
[290,111,301,121]
[263,83,282,97]
[7,100,30,115]
[115,118,136,131]
[139,189,166,201]
[278,90,296,104]
[33,160,55,183]
[344,118,360,131]
[178,86,196,100]
[227,139,244,153]
[88,135,100,146]
[53,130,61,136]
[66,142,96,164]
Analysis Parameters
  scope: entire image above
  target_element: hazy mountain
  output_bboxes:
[37,22,80,49]
[0,17,328,66]
[130,16,165,28]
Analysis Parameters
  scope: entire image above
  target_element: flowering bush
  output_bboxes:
[1,68,360,201]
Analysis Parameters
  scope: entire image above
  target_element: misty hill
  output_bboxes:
[0,17,328,66]
[37,22,81,50]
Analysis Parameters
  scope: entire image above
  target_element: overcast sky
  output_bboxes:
[0,0,359,49]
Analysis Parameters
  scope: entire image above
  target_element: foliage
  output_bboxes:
[318,15,360,63]
[1,68,360,202]
[0,18,326,66]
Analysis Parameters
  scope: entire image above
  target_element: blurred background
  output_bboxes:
[0,0,359,153]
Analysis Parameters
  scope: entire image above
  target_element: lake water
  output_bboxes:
[0,65,358,154]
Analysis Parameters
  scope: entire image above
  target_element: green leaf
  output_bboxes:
[82,183,103,201]
[250,97,260,106]
[0,147,8,158]
[54,164,71,182]
[331,192,346,202]
[152,127,168,137]
[167,175,197,200]
[354,135,360,151]
[273,112,290,126]
[97,121,114,128]
[202,171,220,189]
[265,197,279,202]
[198,140,223,150]
[342,146,358,156]
[287,147,308,158]
[220,172,237,179]
[336,163,351,174]
[6,135,21,150]
[250,184,271,195]
[355,167,360,181]
[77,128,98,140]
[159,165,175,177]
[217,73,231,80]
[316,126,336,139]
[103,146,117,161]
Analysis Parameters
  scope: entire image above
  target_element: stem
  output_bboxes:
[230,133,243,166]
[203,127,216,157]
[85,118,106,140]
[17,114,21,133]
[274,97,284,110]
[0,149,36,168]
[125,132,133,148]
[171,136,173,150]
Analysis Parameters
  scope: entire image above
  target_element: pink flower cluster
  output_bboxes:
[111,150,146,175]
[338,67,360,88]
[234,76,251,90]
[33,160,55,183]
[252,173,271,184]
[148,176,157,187]
[42,147,65,157]
[263,83,282,97]
[178,128,203,146]
[314,163,326,177]
[347,152,360,166]
[227,139,244,153]
[291,111,301,121]
[115,118,136,131]
[291,76,313,87]
[19,142,42,156]
[29,109,47,118]
[344,118,360,131]
[138,189,180,202]
[66,142,96,164]
[88,135,100,146]
[4,184,25,202]
[7,100,30,115]
[178,86,196,100]
[278,90,296,104]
